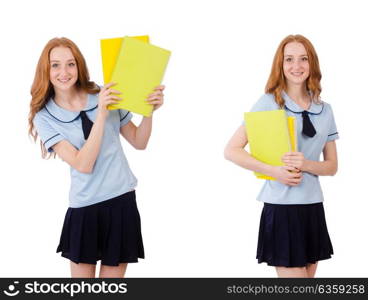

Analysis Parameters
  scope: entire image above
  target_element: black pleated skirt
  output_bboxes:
[56,191,144,266]
[256,202,333,267]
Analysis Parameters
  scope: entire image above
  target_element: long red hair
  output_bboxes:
[28,37,100,158]
[265,34,322,107]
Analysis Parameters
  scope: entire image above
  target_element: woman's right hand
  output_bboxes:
[271,166,303,186]
[97,82,122,118]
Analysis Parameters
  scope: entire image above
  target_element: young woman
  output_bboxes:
[29,37,165,278]
[224,35,338,278]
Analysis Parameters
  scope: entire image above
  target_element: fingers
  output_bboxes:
[281,166,302,186]
[108,89,122,95]
[147,96,163,102]
[282,154,304,169]
[100,83,122,98]
[109,95,122,101]
[286,173,303,186]
[282,159,300,166]
[146,90,164,109]
[285,176,302,186]
[285,151,302,156]
[100,94,122,103]
[99,84,122,106]
[147,91,163,99]
[283,165,298,172]
[286,173,302,181]
[276,165,303,186]
[283,152,303,159]
[100,94,121,109]
[105,99,119,106]
[147,100,162,105]
[290,177,303,184]
[103,83,165,95]
[105,97,120,104]
[287,181,301,186]
[291,172,302,179]
[101,82,116,92]
[102,89,122,97]
[154,85,165,91]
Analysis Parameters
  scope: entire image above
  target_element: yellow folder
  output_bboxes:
[107,36,171,116]
[100,35,150,84]
[244,110,297,180]
[288,116,297,152]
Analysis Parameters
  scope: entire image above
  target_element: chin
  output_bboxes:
[287,77,308,85]
[52,80,77,91]
[56,84,74,90]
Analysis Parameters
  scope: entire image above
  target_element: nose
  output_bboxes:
[59,64,70,76]
[292,60,302,70]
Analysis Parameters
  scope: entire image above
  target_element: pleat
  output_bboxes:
[103,199,123,265]
[307,204,319,262]
[79,205,98,263]
[256,202,333,267]
[316,204,333,259]
[67,208,85,263]
[256,208,266,260]
[56,191,144,266]
[56,208,72,253]
[98,203,111,259]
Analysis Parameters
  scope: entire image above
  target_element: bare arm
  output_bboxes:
[224,125,275,175]
[53,113,107,173]
[52,83,120,173]
[120,85,164,150]
[282,141,338,176]
[120,117,152,150]
[224,125,302,186]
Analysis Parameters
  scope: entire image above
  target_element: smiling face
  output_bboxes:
[283,42,310,87]
[49,46,78,92]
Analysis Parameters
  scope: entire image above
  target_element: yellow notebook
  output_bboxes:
[100,35,150,84]
[244,110,297,180]
[288,116,297,152]
[108,36,171,116]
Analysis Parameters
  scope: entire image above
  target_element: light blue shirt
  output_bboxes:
[33,93,137,208]
[246,92,339,205]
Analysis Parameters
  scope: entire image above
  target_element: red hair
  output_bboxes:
[265,34,322,107]
[28,37,100,158]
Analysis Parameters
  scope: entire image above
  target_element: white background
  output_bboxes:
[1,0,367,277]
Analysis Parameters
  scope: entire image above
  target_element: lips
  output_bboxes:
[58,78,71,83]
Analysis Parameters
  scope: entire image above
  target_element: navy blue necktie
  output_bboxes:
[301,110,316,137]
[80,111,93,140]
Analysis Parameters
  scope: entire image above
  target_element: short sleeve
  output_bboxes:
[243,94,279,126]
[326,104,339,142]
[118,109,133,127]
[33,113,64,152]
[250,94,279,112]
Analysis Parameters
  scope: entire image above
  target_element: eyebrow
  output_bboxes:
[50,59,76,62]
[284,54,308,57]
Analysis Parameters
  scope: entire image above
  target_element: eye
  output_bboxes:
[285,57,292,62]
[68,62,76,67]
[51,63,59,68]
[301,56,308,61]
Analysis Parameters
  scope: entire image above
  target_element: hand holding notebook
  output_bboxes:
[100,36,171,117]
[244,109,297,180]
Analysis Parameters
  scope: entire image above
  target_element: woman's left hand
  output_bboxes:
[146,85,165,111]
[282,151,306,171]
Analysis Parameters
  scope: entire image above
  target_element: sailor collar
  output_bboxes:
[45,93,98,123]
[282,91,323,115]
